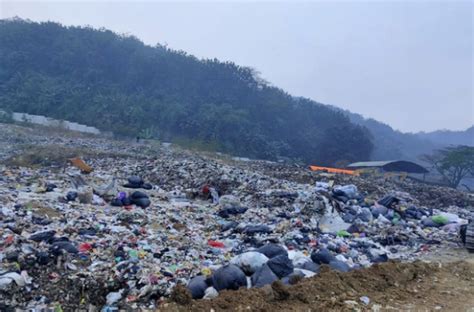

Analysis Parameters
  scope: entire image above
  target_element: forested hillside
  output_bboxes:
[0,18,373,165]
[342,109,474,161]
[340,110,439,161]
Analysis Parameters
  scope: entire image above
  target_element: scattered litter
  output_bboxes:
[360,295,370,305]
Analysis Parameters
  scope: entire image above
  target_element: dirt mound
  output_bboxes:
[165,260,474,311]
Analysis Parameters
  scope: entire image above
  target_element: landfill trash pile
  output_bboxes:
[237,160,474,210]
[0,123,473,311]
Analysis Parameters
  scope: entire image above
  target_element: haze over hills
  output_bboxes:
[417,126,474,147]
[338,108,473,162]
[0,19,471,165]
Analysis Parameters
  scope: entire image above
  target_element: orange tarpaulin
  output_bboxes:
[309,165,358,175]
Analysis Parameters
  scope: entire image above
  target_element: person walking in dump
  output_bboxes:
[136,136,140,143]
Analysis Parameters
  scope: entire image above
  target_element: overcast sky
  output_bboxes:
[1,0,473,132]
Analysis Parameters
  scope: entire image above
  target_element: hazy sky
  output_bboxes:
[1,0,473,132]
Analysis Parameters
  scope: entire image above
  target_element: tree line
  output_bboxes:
[0,18,373,165]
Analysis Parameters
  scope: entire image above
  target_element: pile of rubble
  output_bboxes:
[0,123,472,311]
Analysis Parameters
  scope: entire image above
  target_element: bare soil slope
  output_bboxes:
[167,260,474,312]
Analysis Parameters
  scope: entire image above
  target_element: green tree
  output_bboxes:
[422,145,474,189]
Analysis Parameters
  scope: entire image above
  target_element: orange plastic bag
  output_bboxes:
[69,157,93,173]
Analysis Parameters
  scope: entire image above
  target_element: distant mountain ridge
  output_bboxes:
[338,108,473,161]
[416,126,474,147]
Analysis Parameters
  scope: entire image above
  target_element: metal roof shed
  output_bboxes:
[347,160,428,174]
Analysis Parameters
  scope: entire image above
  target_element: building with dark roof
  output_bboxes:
[347,160,428,174]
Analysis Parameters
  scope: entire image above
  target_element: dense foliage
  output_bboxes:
[0,19,373,165]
